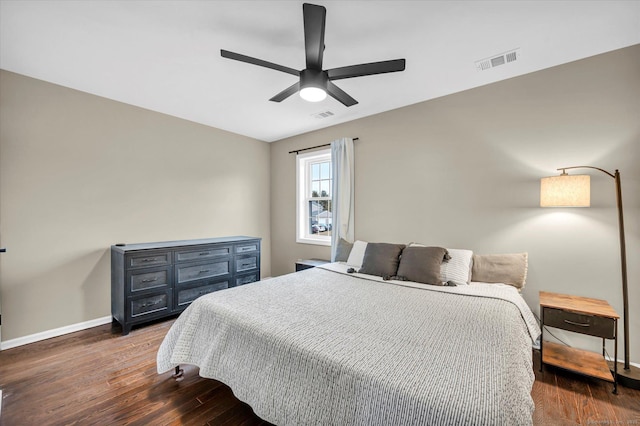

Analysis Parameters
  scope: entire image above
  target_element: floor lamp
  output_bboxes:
[540,166,639,390]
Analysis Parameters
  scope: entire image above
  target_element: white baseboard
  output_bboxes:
[604,355,640,369]
[0,315,112,351]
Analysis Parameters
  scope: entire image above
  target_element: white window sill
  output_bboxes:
[296,237,331,246]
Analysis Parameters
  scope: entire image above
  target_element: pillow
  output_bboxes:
[335,238,353,262]
[471,253,528,289]
[346,240,368,269]
[409,243,473,285]
[441,248,473,285]
[396,246,449,285]
[358,243,405,277]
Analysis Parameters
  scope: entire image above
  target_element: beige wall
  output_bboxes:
[0,70,271,342]
[270,46,640,362]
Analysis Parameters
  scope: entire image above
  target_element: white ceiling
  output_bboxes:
[1,1,639,142]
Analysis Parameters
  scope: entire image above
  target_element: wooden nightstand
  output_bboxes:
[295,259,329,272]
[540,291,619,394]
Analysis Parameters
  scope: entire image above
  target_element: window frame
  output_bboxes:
[296,149,332,246]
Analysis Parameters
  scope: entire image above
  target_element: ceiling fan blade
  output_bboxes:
[327,59,406,81]
[326,81,358,107]
[270,82,301,102]
[303,3,326,70]
[221,49,299,76]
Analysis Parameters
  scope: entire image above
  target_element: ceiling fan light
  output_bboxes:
[300,86,327,102]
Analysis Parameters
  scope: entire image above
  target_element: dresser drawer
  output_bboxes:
[176,280,229,307]
[176,259,231,284]
[543,307,616,338]
[236,242,259,254]
[175,245,232,263]
[236,272,259,287]
[127,250,171,268]
[236,254,258,273]
[127,266,171,293]
[129,292,171,319]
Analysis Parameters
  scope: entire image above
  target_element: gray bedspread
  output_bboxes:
[157,265,540,425]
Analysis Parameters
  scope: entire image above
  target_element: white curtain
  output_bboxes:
[330,137,355,261]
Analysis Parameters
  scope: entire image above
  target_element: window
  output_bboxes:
[296,149,332,245]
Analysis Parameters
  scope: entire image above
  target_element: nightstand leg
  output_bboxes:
[539,309,544,373]
[613,319,618,394]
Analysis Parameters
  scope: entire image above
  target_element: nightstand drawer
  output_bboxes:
[544,307,616,338]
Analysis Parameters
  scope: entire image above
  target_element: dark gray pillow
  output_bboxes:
[358,243,405,277]
[335,238,353,262]
[396,246,449,286]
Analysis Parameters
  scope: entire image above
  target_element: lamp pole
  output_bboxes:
[613,170,630,371]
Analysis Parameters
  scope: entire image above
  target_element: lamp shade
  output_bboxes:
[540,174,590,207]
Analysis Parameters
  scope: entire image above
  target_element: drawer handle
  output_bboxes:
[141,277,158,283]
[198,270,210,274]
[564,319,590,327]
[199,252,210,256]
[239,246,252,252]
[142,258,157,262]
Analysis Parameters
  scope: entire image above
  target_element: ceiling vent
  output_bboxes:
[312,111,335,119]
[475,48,520,71]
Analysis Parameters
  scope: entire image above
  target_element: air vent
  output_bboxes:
[311,111,335,119]
[476,48,520,71]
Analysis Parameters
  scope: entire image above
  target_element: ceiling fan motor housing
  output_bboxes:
[300,69,328,91]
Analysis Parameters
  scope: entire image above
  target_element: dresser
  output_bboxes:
[539,291,618,394]
[111,236,261,335]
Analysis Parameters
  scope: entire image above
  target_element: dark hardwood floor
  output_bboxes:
[0,319,638,425]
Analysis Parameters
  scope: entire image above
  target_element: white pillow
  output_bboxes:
[441,248,473,285]
[409,243,473,285]
[346,240,368,269]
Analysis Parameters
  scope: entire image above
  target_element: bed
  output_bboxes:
[157,258,540,425]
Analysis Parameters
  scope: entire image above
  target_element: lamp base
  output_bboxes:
[608,361,640,390]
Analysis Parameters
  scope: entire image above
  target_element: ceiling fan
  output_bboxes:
[221,3,406,107]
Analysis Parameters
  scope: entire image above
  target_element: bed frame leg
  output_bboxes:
[172,365,184,382]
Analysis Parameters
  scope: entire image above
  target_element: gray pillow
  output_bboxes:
[471,253,528,289]
[358,243,405,277]
[396,246,449,286]
[335,238,353,262]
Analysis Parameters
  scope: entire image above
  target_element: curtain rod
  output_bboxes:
[288,137,359,155]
